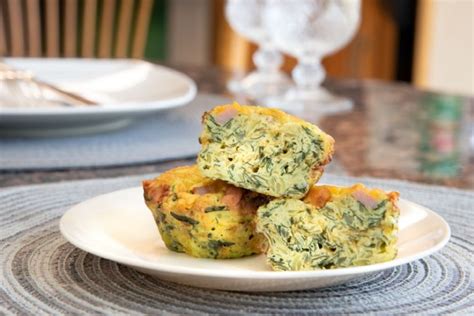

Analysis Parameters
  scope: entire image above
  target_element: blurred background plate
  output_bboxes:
[0,58,197,136]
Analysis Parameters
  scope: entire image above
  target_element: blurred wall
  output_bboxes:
[414,0,474,95]
[166,0,213,66]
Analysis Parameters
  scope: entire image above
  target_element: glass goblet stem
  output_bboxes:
[253,45,284,73]
[229,45,290,100]
[291,58,326,93]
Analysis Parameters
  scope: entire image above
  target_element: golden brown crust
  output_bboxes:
[142,165,269,259]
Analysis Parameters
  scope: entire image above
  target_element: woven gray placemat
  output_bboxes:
[0,94,230,171]
[1,173,473,315]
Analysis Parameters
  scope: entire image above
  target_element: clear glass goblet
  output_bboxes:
[263,0,361,114]
[225,0,291,100]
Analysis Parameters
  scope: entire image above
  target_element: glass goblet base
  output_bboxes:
[227,70,291,100]
[263,86,353,116]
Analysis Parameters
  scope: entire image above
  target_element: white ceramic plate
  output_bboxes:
[59,187,450,292]
[0,58,197,136]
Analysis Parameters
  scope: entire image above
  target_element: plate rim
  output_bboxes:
[1,58,197,116]
[59,186,451,280]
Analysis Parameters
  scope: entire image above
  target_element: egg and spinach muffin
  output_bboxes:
[256,184,399,271]
[142,165,268,259]
[197,103,334,198]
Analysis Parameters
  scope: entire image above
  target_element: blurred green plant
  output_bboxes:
[144,0,167,60]
[419,95,463,178]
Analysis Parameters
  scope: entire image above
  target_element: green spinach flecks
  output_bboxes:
[170,212,199,226]
[204,205,228,213]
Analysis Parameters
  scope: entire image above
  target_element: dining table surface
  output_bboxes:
[1,61,473,315]
[1,63,473,190]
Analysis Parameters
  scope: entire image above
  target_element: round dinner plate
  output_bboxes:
[0,58,197,136]
[59,187,450,292]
